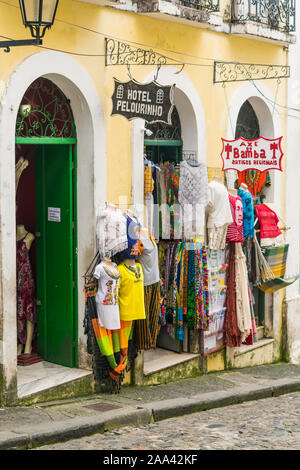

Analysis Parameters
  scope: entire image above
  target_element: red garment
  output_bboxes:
[238,170,269,197]
[16,236,36,345]
[255,204,282,239]
[226,194,244,243]
[224,243,241,348]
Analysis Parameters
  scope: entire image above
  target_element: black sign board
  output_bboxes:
[111,78,175,125]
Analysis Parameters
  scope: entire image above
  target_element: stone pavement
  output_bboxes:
[2,362,300,449]
[37,391,300,450]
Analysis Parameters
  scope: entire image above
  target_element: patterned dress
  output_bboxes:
[16,235,36,345]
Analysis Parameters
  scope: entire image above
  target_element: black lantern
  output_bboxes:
[0,0,59,52]
[19,0,59,39]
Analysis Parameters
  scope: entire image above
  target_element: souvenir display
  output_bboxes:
[83,153,300,392]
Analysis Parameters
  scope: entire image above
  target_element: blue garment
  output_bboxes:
[238,189,255,238]
[118,214,141,260]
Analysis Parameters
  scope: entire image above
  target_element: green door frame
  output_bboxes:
[15,136,78,367]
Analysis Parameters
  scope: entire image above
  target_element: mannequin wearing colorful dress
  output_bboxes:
[16,224,36,356]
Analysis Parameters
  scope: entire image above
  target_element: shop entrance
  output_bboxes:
[16,78,78,369]
[144,107,185,354]
[235,99,266,326]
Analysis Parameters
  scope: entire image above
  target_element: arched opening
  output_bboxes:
[15,77,78,370]
[234,99,272,329]
[145,106,183,164]
[235,99,271,201]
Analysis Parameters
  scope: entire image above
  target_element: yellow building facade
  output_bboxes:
[0,0,295,405]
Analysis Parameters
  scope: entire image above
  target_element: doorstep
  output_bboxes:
[142,348,201,386]
[17,361,93,400]
[144,348,200,376]
[228,338,275,370]
[234,338,275,357]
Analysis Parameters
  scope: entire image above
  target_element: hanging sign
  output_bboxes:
[221,137,283,172]
[111,78,175,124]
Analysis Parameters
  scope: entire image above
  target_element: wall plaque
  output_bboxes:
[111,78,175,124]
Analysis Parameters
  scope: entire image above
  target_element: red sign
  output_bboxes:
[221,136,283,173]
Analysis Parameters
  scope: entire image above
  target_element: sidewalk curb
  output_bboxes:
[0,408,152,450]
[1,377,300,449]
[144,378,300,421]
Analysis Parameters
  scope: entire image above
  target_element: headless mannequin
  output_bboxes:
[212,176,223,184]
[102,256,120,278]
[16,158,35,356]
[16,225,35,355]
[228,189,238,196]
[239,183,248,192]
[140,226,149,238]
[123,258,137,267]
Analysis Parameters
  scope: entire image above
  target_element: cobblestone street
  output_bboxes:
[37,391,300,450]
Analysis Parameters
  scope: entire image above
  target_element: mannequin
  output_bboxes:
[16,157,36,356]
[101,256,120,278]
[212,176,223,183]
[239,183,248,192]
[16,225,36,356]
[228,189,238,196]
[16,224,35,251]
[15,157,29,194]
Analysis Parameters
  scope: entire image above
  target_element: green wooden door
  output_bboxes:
[35,144,76,367]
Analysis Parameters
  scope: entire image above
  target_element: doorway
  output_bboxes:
[15,78,78,369]
[16,143,77,367]
[144,107,185,354]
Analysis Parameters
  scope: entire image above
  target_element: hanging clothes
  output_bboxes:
[16,234,36,345]
[178,160,209,239]
[238,188,255,239]
[255,204,282,240]
[226,193,244,243]
[136,234,161,350]
[224,243,242,348]
[118,214,142,261]
[93,262,120,331]
[144,165,154,195]
[159,241,210,341]
[135,282,161,351]
[97,206,128,258]
[138,235,160,286]
[117,262,146,321]
[235,243,252,343]
[91,317,134,382]
[168,163,181,239]
[206,181,233,250]
[238,170,271,197]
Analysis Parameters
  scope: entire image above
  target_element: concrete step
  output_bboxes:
[229,338,275,369]
[143,348,201,385]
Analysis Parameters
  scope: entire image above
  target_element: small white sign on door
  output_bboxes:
[48,207,61,223]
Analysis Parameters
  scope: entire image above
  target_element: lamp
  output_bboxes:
[0,0,59,52]
[19,0,59,39]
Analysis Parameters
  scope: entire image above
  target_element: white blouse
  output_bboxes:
[206,181,233,228]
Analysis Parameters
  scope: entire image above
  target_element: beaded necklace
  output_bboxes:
[124,263,141,280]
